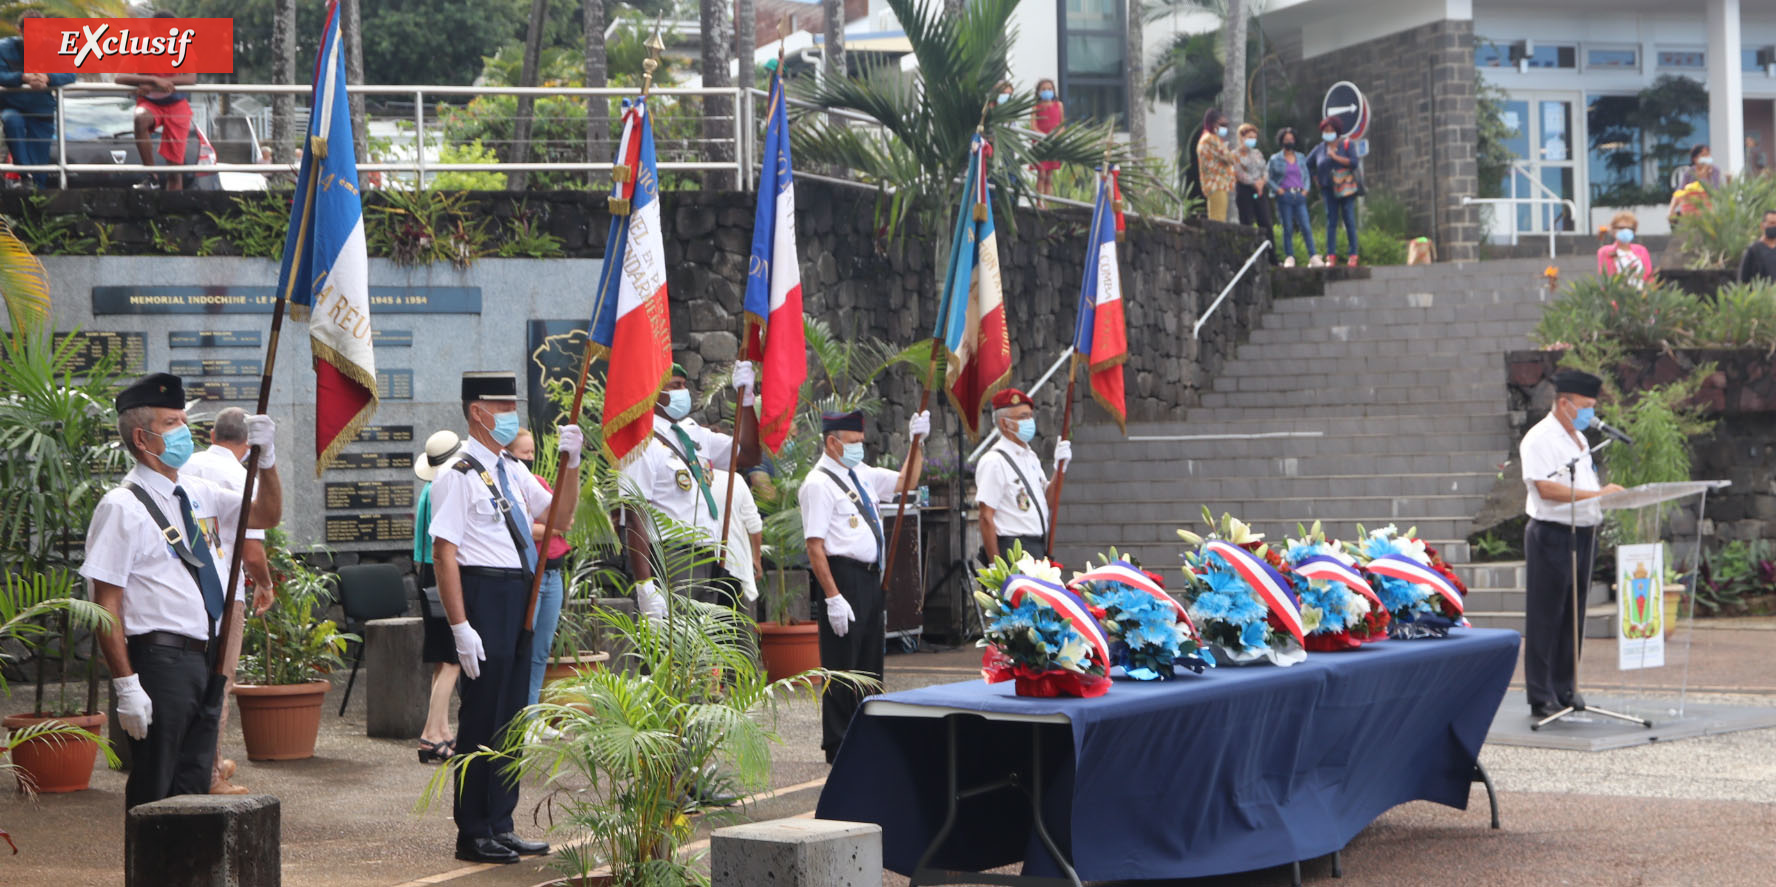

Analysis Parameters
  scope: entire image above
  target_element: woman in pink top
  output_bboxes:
[1596,211,1653,285]
[1031,78,1063,198]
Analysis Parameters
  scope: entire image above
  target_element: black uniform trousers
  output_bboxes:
[815,556,884,763]
[453,569,535,839]
[1523,518,1598,708]
[124,639,217,810]
[996,535,1047,561]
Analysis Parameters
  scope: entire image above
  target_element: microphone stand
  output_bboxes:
[1533,435,1652,731]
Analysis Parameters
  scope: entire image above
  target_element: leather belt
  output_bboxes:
[128,630,208,654]
[542,555,565,572]
[460,566,526,579]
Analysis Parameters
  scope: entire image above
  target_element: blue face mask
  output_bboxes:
[1244,137,1258,149]
[1015,417,1036,443]
[1216,126,1228,138]
[1038,89,1055,101]
[840,441,865,468]
[490,411,521,446]
[150,424,194,469]
[665,388,692,421]
[996,93,1011,105]
[1322,131,1337,143]
[1572,405,1595,432]
[1615,227,1635,244]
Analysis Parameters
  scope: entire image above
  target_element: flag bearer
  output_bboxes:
[975,388,1072,562]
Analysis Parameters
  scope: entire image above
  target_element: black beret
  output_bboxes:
[821,410,865,434]
[115,372,184,413]
[1553,369,1602,398]
[461,371,518,402]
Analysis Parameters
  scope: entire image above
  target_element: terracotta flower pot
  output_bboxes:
[231,681,329,761]
[757,621,822,684]
[1,712,105,793]
[543,651,610,686]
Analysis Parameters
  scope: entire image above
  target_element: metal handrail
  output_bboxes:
[1469,163,1581,257]
[1192,240,1272,339]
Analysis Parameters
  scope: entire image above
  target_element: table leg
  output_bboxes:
[1473,760,1501,829]
[1023,725,1083,887]
[1332,848,1343,878]
[1291,860,1303,887]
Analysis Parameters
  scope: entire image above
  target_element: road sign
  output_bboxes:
[1322,81,1369,140]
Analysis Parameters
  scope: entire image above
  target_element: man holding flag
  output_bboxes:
[976,388,1070,562]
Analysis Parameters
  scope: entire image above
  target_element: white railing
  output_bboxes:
[1193,240,1272,339]
[1466,163,1580,257]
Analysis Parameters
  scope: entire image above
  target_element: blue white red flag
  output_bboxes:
[278,0,375,474]
[1205,540,1306,644]
[742,67,805,454]
[1366,554,1466,614]
[1071,166,1127,432]
[1005,575,1111,670]
[935,133,1009,440]
[588,98,672,466]
[1070,560,1194,633]
[1294,554,1383,607]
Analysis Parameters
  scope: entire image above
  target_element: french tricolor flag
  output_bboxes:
[1205,540,1306,644]
[742,65,806,454]
[1367,554,1466,614]
[1070,560,1195,636]
[1072,165,1127,432]
[590,99,672,466]
[937,133,1010,440]
[1005,575,1111,670]
[1294,553,1383,608]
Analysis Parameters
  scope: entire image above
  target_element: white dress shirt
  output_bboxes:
[619,415,726,546]
[80,464,240,640]
[975,434,1050,538]
[798,453,900,564]
[427,437,554,569]
[179,444,267,597]
[708,467,763,600]
[1521,411,1603,526]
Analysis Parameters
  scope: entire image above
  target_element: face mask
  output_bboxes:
[1696,155,1711,165]
[1322,131,1337,143]
[1216,126,1228,138]
[1763,225,1776,240]
[664,388,692,421]
[149,424,194,469]
[489,411,521,446]
[1615,228,1635,244]
[996,93,1011,105]
[1571,405,1595,432]
[1244,137,1258,149]
[1038,89,1055,101]
[516,457,535,470]
[840,441,865,468]
[1282,140,1295,150]
[1015,417,1036,443]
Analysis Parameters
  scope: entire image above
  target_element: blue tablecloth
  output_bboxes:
[815,628,1520,880]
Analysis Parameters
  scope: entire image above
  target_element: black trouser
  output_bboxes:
[1235,182,1278,262]
[124,638,217,810]
[994,535,1047,562]
[1523,519,1598,708]
[453,569,534,840]
[816,556,884,762]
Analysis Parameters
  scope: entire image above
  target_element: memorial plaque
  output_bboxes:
[377,369,414,400]
[325,481,416,510]
[94,285,482,315]
[330,451,415,471]
[374,329,413,347]
[325,513,416,544]
[187,380,261,402]
[53,331,146,373]
[170,330,261,349]
[169,358,261,377]
[354,425,414,443]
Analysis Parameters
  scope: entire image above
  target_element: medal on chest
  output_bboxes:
[674,469,693,491]
[848,514,860,529]
[1016,490,1032,511]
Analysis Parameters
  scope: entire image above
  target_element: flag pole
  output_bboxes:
[1045,139,1113,556]
[521,34,663,631]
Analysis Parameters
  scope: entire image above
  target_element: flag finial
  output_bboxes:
[642,26,664,98]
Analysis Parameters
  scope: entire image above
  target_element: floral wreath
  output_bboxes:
[974,542,1112,697]
[1176,509,1309,667]
[1068,549,1213,680]
[1284,520,1389,652]
[1346,524,1468,639]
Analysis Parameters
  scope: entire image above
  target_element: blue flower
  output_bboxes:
[1240,620,1270,651]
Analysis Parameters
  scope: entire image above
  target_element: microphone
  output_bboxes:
[1594,420,1634,446]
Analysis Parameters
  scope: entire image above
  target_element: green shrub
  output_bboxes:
[1697,281,1776,349]
[429,139,506,191]
[1533,273,1704,349]
[1671,173,1776,269]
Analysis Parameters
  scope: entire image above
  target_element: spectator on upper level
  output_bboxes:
[0,11,75,188]
[1738,209,1776,283]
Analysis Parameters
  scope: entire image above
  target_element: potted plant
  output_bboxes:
[543,577,610,686]
[231,529,354,761]
[1,569,119,802]
[423,580,876,887]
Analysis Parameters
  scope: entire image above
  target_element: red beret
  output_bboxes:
[991,388,1030,410]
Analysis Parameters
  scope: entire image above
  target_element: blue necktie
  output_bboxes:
[496,459,538,575]
[847,468,885,571]
[173,486,226,625]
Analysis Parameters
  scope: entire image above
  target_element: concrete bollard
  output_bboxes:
[126,793,279,887]
[364,617,428,738]
[710,818,882,887]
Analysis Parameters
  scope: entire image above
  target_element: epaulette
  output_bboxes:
[451,459,472,473]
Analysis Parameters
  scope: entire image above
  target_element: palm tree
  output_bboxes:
[341,0,367,163]
[700,0,734,189]
[271,0,297,163]
[735,0,755,81]
[1221,0,1246,129]
[794,0,1163,246]
[821,0,844,84]
[1127,0,1146,154]
[583,0,609,187]
[509,0,552,191]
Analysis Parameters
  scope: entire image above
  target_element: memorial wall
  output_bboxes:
[41,255,603,553]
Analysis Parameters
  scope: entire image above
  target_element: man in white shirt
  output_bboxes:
[621,361,754,617]
[975,388,1072,562]
[83,374,282,810]
[800,408,929,762]
[178,406,275,795]
[1519,369,1623,719]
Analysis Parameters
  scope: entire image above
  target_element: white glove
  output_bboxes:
[450,620,485,681]
[824,592,855,637]
[113,674,152,740]
[246,414,277,468]
[556,424,584,468]
[635,578,667,622]
[733,361,756,406]
[908,410,931,445]
[1054,439,1073,471]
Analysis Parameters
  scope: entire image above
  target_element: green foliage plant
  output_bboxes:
[208,190,294,260]
[1698,282,1776,350]
[496,202,568,258]
[1532,273,1704,350]
[236,528,355,685]
[429,139,507,192]
[8,194,93,255]
[1672,173,1776,269]
[365,187,488,269]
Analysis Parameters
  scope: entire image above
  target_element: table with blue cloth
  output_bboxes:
[816,627,1520,885]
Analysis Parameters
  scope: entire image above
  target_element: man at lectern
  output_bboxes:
[1519,369,1624,719]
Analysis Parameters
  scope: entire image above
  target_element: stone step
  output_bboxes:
[1263,299,1549,324]
[1456,561,1528,591]
[1086,411,1512,438]
[1465,605,1614,638]
[1358,256,1596,278]
[1465,589,1526,612]
[1074,429,1509,460]
[1063,471,1498,499]
[1200,383,1504,409]
[1235,338,1528,360]
[1080,449,1504,478]
[1205,351,1503,377]
[1179,400,1506,420]
[1246,324,1535,347]
[1212,367,1503,392]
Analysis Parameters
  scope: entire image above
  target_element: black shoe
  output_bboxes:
[1529,703,1559,719]
[491,832,549,856]
[455,836,520,864]
[1560,691,1586,711]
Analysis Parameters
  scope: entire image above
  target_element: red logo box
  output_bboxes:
[22,18,233,74]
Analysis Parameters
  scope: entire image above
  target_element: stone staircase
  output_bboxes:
[1057,256,1607,633]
